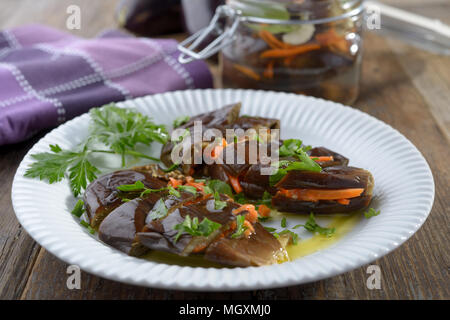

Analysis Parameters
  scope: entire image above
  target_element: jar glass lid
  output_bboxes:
[227,0,364,22]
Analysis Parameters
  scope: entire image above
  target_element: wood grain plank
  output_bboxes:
[0,136,45,299]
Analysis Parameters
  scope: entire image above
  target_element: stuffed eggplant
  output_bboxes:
[81,102,375,268]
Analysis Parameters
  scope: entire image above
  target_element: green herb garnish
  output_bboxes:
[281,217,287,228]
[79,220,95,234]
[231,215,248,239]
[24,104,168,196]
[279,229,299,245]
[264,227,277,233]
[294,213,336,237]
[270,142,321,186]
[168,185,181,198]
[116,180,146,192]
[161,163,180,173]
[213,191,228,210]
[147,199,169,221]
[173,215,222,243]
[177,185,198,195]
[71,199,85,218]
[117,180,167,199]
[206,180,233,197]
[364,208,381,219]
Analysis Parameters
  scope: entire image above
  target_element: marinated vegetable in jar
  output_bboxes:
[220,0,363,105]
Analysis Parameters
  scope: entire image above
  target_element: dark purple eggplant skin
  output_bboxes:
[98,196,156,255]
[272,166,374,214]
[275,166,372,190]
[231,116,280,131]
[272,195,373,214]
[98,191,198,256]
[160,103,242,170]
[83,170,167,229]
[138,194,287,267]
[204,223,286,267]
[205,140,277,198]
[138,195,239,255]
[308,147,349,168]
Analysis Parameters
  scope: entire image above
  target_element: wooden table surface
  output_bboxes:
[0,0,448,300]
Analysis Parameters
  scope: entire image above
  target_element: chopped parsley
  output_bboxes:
[281,217,287,228]
[206,180,233,197]
[293,213,336,237]
[71,199,85,218]
[161,163,180,173]
[147,199,169,221]
[177,185,198,195]
[213,191,228,210]
[80,220,95,234]
[167,185,181,198]
[231,215,247,239]
[173,215,222,243]
[116,180,166,198]
[364,208,381,219]
[269,141,321,186]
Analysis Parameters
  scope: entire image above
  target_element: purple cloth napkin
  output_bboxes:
[0,24,213,146]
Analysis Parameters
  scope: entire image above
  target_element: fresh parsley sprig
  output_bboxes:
[270,140,321,186]
[24,104,168,196]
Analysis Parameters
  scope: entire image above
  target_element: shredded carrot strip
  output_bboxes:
[336,198,350,205]
[185,181,205,192]
[278,188,364,201]
[210,138,227,159]
[259,30,291,49]
[191,242,208,253]
[315,29,349,52]
[233,204,258,223]
[243,220,255,237]
[168,177,182,188]
[310,156,334,162]
[185,176,194,183]
[284,55,295,67]
[227,174,243,194]
[260,43,321,59]
[263,60,274,79]
[258,204,271,217]
[233,64,261,81]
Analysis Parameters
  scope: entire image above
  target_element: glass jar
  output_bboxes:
[179,0,364,105]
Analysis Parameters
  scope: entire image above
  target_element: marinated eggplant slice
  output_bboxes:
[137,194,288,267]
[308,147,349,168]
[205,140,277,197]
[272,194,373,214]
[83,170,167,229]
[204,223,288,267]
[98,196,158,256]
[137,194,237,256]
[231,116,280,131]
[240,163,276,198]
[98,190,199,256]
[272,166,374,214]
[275,166,372,190]
[160,103,242,171]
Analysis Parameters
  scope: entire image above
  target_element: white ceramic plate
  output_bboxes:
[11,89,434,291]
